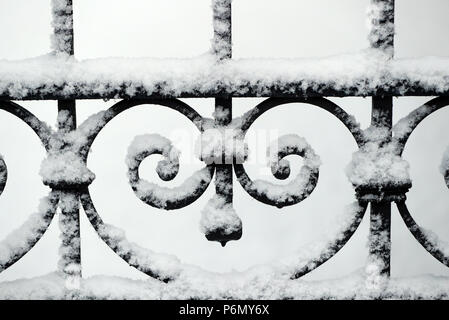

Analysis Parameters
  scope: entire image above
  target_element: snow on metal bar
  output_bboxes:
[1,0,448,99]
[1,52,449,100]
[346,126,411,202]
[235,134,320,208]
[0,192,59,272]
[1,270,449,299]
[51,0,74,56]
[58,192,82,293]
[368,0,395,56]
[126,134,214,210]
[212,0,232,60]
[51,0,81,294]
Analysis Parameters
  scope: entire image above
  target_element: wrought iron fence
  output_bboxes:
[0,0,448,298]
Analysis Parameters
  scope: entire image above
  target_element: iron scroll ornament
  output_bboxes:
[0,97,447,282]
[393,97,449,268]
[77,97,369,281]
[0,101,58,272]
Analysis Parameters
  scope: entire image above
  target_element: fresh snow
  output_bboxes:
[0,0,446,300]
[40,152,94,187]
[9,0,444,99]
[211,0,232,59]
[51,0,73,55]
[420,227,449,259]
[367,0,394,54]
[393,103,434,141]
[0,270,448,300]
[126,134,213,209]
[1,51,449,99]
[346,126,411,189]
[127,134,180,181]
[57,191,82,291]
[200,195,242,236]
[242,134,320,206]
[276,202,365,276]
[0,194,57,271]
[39,110,112,187]
[196,127,247,164]
[131,169,213,209]
[96,223,182,282]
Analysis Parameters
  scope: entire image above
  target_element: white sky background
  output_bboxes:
[0,0,448,283]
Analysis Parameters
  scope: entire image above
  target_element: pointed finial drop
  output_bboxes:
[200,195,243,246]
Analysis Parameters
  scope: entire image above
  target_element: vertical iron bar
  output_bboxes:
[58,99,77,129]
[213,0,232,204]
[52,0,82,289]
[369,201,392,277]
[57,191,82,287]
[213,0,232,203]
[212,0,232,60]
[52,0,74,56]
[367,0,395,279]
[211,0,236,246]
[368,0,395,57]
[215,98,233,203]
[369,96,393,278]
[371,96,393,130]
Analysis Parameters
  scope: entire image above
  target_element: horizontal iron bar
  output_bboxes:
[0,86,447,100]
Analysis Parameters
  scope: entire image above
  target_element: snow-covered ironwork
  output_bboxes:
[0,0,448,299]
